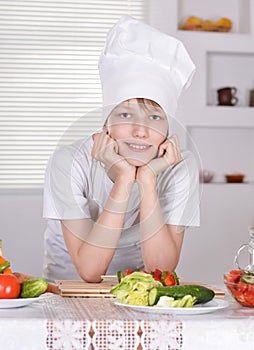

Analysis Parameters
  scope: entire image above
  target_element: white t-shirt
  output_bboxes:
[43,136,200,282]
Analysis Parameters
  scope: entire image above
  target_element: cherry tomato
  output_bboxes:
[0,274,21,299]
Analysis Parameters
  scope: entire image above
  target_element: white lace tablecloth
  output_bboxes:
[1,293,254,349]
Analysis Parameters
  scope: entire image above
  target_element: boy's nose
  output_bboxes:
[132,122,148,138]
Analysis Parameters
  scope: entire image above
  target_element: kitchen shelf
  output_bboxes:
[167,0,254,185]
[207,51,254,107]
[187,126,254,183]
[177,0,254,35]
[201,182,253,185]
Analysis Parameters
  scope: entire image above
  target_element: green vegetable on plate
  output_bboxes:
[110,272,215,308]
[110,271,162,306]
[148,285,215,306]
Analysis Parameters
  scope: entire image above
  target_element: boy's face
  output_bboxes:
[107,99,169,166]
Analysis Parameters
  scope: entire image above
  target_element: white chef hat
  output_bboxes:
[98,15,196,124]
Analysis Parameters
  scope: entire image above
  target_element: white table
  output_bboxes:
[0,293,254,350]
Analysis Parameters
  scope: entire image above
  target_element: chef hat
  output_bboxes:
[98,15,196,123]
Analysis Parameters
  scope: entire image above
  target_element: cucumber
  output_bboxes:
[241,275,254,284]
[148,285,215,306]
[20,278,48,298]
[171,271,180,285]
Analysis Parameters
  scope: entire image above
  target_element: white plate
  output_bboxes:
[115,298,229,315]
[0,297,40,309]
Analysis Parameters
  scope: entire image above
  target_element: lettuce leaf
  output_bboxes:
[110,271,162,306]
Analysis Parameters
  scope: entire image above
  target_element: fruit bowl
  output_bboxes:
[224,271,254,307]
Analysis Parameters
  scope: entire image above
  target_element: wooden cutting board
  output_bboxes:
[56,276,225,298]
[56,279,116,297]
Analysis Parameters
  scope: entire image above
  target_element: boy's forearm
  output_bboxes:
[66,176,135,281]
[139,184,180,271]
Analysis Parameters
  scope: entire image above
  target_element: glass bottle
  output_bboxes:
[235,227,254,272]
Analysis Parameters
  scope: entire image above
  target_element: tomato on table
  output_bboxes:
[0,274,21,299]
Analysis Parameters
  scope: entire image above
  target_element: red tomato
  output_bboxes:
[153,268,162,282]
[0,274,21,299]
[243,291,254,306]
[164,274,176,286]
[225,270,242,283]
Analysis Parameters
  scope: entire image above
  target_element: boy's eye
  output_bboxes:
[120,112,130,118]
[150,115,161,121]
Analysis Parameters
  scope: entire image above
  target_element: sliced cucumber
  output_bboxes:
[241,275,254,284]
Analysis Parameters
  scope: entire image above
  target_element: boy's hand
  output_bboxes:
[92,130,136,181]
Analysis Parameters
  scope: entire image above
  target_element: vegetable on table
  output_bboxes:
[110,271,214,308]
[0,239,58,298]
[148,285,215,306]
[0,274,21,299]
[224,269,254,307]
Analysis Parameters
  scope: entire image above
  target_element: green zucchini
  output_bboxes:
[20,278,48,298]
[148,284,215,306]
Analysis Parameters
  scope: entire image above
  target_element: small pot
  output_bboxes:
[225,174,245,183]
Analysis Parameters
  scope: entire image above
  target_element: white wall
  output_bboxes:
[0,190,45,276]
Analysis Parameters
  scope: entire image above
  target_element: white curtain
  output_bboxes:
[0,0,148,188]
